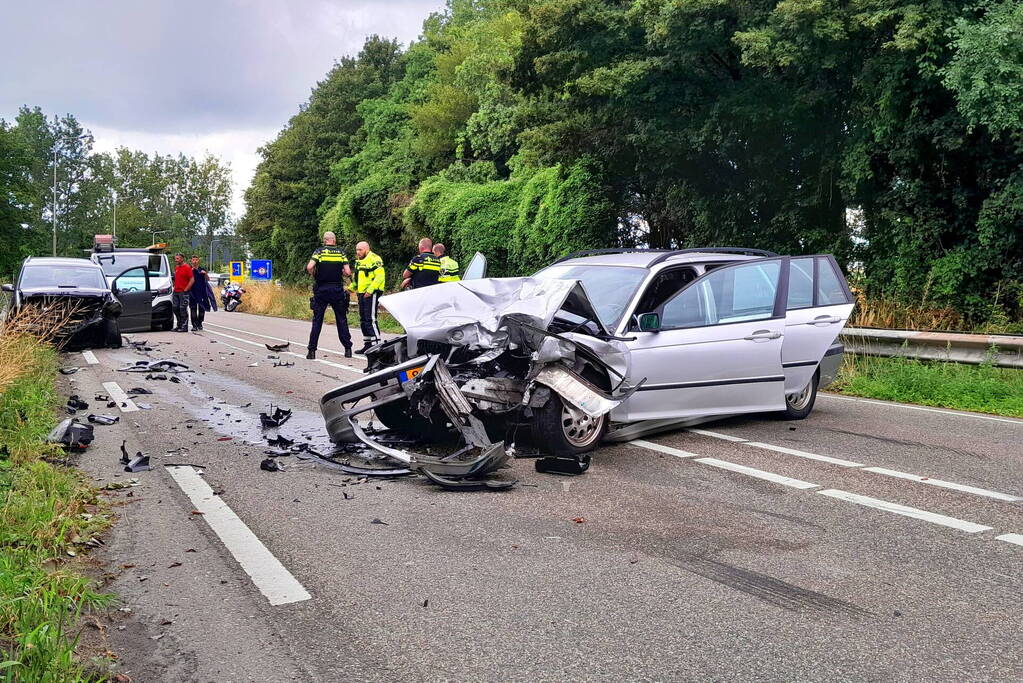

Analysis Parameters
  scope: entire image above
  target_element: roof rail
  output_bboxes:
[648,247,778,266]
[553,246,778,266]
[553,248,675,265]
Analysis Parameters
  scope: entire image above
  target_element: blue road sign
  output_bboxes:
[231,261,243,277]
[250,259,273,281]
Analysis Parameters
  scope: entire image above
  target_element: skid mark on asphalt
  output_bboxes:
[166,465,311,606]
[675,557,870,615]
[862,467,1022,502]
[820,426,988,462]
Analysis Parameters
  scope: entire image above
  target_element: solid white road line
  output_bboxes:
[101,382,139,413]
[165,466,311,605]
[203,328,362,375]
[81,350,99,365]
[205,321,368,360]
[817,489,992,533]
[695,457,820,490]
[995,533,1023,547]
[687,428,748,442]
[744,441,865,468]
[631,440,699,459]
[862,466,1023,502]
[820,393,1023,426]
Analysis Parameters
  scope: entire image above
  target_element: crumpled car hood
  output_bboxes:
[380,277,610,355]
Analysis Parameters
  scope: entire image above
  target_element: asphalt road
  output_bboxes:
[63,309,1023,682]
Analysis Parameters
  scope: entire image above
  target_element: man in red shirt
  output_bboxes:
[172,253,194,332]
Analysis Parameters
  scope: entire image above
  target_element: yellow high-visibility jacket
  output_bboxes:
[354,252,386,294]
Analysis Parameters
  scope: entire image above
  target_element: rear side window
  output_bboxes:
[786,258,814,310]
[816,257,849,305]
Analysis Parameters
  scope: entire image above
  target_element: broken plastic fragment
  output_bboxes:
[59,367,80,375]
[87,414,120,425]
[66,395,89,412]
[126,387,152,395]
[124,455,151,472]
[47,419,94,451]
[260,458,283,472]
[259,406,292,428]
[265,342,290,352]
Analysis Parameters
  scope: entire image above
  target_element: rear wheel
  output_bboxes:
[780,370,818,420]
[534,394,607,457]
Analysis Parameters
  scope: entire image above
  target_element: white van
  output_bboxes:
[90,236,174,331]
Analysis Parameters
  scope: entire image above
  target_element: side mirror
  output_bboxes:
[638,312,661,332]
[1,284,13,293]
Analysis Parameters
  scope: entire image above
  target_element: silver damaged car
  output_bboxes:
[320,248,853,486]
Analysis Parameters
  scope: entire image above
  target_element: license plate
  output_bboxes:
[398,366,424,384]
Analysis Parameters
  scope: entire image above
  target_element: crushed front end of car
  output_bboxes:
[17,291,121,350]
[320,278,639,487]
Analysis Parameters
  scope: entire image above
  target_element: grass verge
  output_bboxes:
[1,325,113,680]
[832,354,1023,417]
[238,282,404,334]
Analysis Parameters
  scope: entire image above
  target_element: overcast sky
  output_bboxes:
[0,0,445,216]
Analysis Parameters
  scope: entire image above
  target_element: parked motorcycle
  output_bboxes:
[221,283,244,312]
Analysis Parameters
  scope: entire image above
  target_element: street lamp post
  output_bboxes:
[208,238,223,269]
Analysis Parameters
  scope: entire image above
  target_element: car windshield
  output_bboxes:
[93,252,167,278]
[20,266,106,289]
[534,264,648,327]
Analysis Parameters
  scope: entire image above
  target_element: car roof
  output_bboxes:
[24,257,103,268]
[551,251,761,269]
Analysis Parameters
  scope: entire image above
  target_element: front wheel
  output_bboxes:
[104,319,122,348]
[226,298,239,312]
[780,371,818,420]
[534,395,607,457]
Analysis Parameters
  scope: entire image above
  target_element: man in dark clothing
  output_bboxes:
[306,231,353,359]
[401,237,441,289]
[172,253,193,332]
[189,255,213,331]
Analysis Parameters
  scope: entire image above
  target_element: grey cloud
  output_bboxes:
[1,0,443,133]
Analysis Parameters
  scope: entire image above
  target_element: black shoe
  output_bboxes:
[344,346,353,358]
[175,328,188,333]
[306,350,316,360]
[357,342,373,354]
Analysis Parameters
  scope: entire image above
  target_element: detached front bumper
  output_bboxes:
[320,355,513,487]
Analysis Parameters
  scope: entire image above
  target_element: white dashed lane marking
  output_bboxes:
[630,440,698,459]
[204,321,368,360]
[101,381,139,413]
[862,467,1023,503]
[816,489,993,533]
[996,533,1023,547]
[202,328,362,375]
[694,457,820,490]
[819,393,1023,425]
[744,441,865,468]
[81,350,99,365]
[166,466,311,606]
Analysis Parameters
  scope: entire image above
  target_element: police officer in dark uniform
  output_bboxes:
[305,231,353,359]
[400,237,442,290]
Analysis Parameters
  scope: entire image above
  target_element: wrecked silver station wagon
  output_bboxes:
[320,248,854,485]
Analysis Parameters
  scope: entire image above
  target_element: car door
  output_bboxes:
[112,266,153,332]
[462,252,486,280]
[619,257,789,421]
[780,255,855,393]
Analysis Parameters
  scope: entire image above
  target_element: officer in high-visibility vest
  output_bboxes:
[433,243,460,283]
[400,237,442,289]
[305,231,353,359]
[353,240,385,353]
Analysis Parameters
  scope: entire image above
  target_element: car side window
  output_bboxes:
[661,261,780,329]
[787,258,814,309]
[635,267,697,314]
[816,257,848,305]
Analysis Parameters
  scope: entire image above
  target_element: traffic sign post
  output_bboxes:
[250,259,273,281]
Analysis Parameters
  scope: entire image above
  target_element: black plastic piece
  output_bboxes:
[535,454,591,476]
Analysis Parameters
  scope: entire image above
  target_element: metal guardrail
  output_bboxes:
[840,328,1023,369]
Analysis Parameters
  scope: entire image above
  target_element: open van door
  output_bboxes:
[112,266,154,332]
[462,252,487,280]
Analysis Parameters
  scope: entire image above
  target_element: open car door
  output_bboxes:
[112,266,153,332]
[619,257,789,421]
[462,252,487,280]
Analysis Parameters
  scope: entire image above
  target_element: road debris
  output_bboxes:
[273,360,295,367]
[260,458,284,472]
[87,414,120,425]
[370,518,389,525]
[59,367,80,375]
[126,387,153,395]
[259,405,293,428]
[47,419,95,451]
[118,359,192,374]
[146,373,168,380]
[265,342,290,352]
[66,395,90,412]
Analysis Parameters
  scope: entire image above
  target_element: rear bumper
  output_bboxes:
[819,343,844,388]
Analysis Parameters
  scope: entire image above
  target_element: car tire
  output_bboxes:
[226,299,239,312]
[780,370,818,420]
[373,397,451,441]
[156,316,173,331]
[534,394,607,457]
[104,319,123,349]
